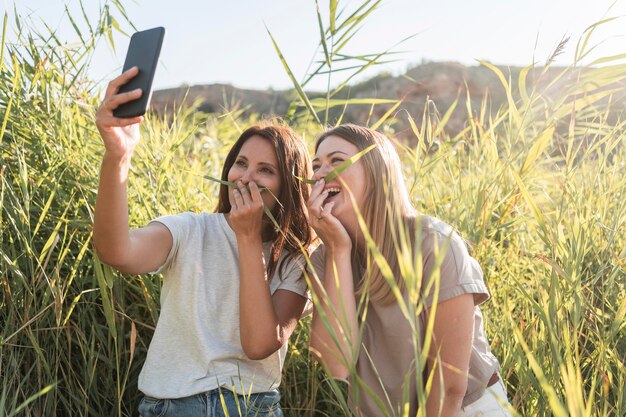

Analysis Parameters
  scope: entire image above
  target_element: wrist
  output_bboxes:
[327,243,352,259]
[236,233,263,246]
[103,150,133,167]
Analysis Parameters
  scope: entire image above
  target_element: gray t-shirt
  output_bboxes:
[311,215,500,416]
[137,212,308,399]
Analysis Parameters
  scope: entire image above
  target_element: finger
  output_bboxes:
[231,188,244,209]
[308,189,329,216]
[309,179,326,202]
[247,181,263,205]
[323,201,336,218]
[104,66,140,98]
[315,202,337,224]
[308,180,328,206]
[96,115,143,128]
[100,88,143,114]
[237,180,252,205]
[97,89,142,116]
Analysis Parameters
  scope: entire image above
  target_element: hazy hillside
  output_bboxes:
[150,61,622,139]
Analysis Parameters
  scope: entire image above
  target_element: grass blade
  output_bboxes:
[266,27,320,123]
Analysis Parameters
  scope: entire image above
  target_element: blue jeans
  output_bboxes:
[138,388,283,417]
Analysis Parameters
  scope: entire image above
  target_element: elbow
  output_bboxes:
[309,336,324,364]
[94,244,131,273]
[93,244,116,266]
[444,380,468,404]
[309,337,350,380]
[95,250,122,269]
[242,340,281,361]
[92,235,130,271]
[243,347,273,361]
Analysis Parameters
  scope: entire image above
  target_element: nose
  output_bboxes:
[238,168,254,184]
[314,163,330,181]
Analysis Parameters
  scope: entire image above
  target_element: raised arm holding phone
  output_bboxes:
[93,30,314,416]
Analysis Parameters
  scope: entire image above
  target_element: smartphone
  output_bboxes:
[113,27,165,118]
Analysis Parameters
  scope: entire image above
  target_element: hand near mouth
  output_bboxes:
[229,180,265,240]
[307,180,352,253]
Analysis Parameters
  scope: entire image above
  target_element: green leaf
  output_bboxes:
[325,143,377,182]
[266,27,320,123]
[203,175,237,188]
[0,12,7,73]
[520,125,554,176]
[479,60,521,126]
[13,384,56,415]
[518,64,532,106]
[294,143,377,185]
[370,99,402,130]
[315,0,330,67]
[330,0,337,34]
[0,57,20,146]
[94,257,117,340]
[308,97,397,108]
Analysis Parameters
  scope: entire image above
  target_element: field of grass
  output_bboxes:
[1,1,625,416]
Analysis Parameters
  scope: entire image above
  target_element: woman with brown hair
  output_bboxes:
[93,67,313,417]
[308,124,512,417]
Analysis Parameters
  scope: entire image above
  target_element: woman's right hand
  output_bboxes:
[308,179,352,253]
[95,67,144,159]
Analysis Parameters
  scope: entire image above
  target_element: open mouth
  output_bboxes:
[324,187,341,204]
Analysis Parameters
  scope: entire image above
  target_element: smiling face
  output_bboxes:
[227,135,281,212]
[312,135,368,231]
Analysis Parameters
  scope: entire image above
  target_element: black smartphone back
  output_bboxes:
[113,27,165,118]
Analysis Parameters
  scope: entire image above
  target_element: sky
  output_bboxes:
[4,0,626,91]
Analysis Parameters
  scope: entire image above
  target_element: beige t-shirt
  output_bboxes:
[311,215,500,416]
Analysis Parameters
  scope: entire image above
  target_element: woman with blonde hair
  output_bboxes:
[308,124,512,417]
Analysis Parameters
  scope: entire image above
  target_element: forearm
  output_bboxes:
[238,236,282,359]
[310,249,358,378]
[424,294,474,417]
[93,153,133,266]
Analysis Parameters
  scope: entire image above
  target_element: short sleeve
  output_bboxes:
[148,212,195,274]
[309,245,326,283]
[293,244,325,316]
[421,227,490,308]
[269,252,309,297]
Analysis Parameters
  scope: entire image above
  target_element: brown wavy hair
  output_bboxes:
[216,121,313,279]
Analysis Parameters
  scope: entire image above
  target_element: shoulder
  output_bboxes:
[420,215,470,259]
[149,212,228,245]
[308,243,326,278]
[277,240,321,279]
[419,215,489,305]
[151,211,219,230]
[269,246,314,297]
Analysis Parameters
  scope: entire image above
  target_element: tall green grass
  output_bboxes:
[1,1,625,416]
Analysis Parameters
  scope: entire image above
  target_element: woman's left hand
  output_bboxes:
[229,180,265,240]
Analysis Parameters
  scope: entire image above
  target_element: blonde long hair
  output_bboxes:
[316,124,417,304]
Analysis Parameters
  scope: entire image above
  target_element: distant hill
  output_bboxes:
[150,61,618,140]
[151,83,292,117]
